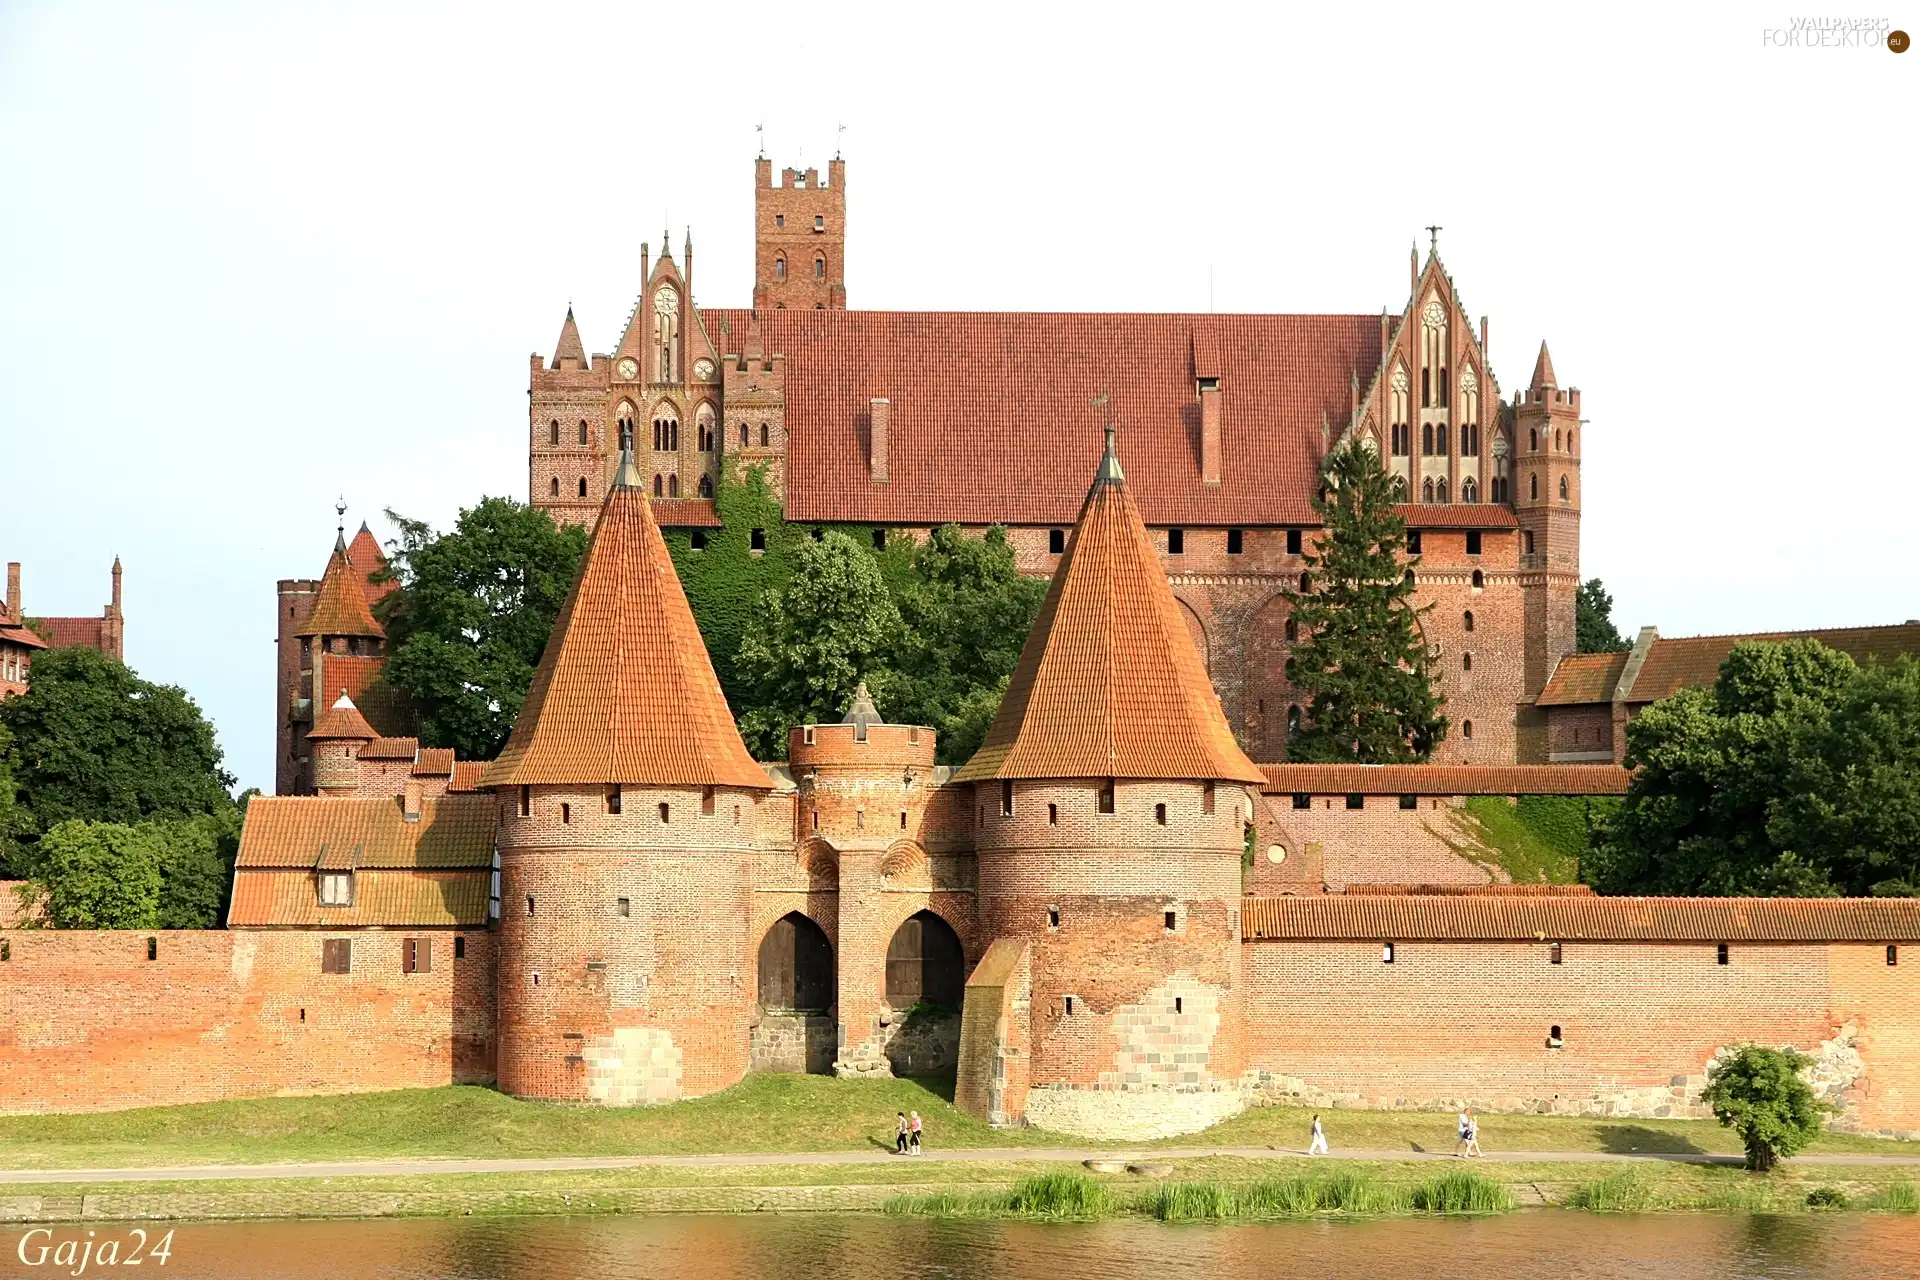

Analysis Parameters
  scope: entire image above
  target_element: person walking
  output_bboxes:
[895,1111,910,1155]
[909,1110,923,1156]
[1308,1114,1329,1156]
[1464,1110,1483,1159]
[1456,1108,1473,1157]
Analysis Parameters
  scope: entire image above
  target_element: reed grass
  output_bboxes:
[1870,1182,1920,1213]
[1567,1171,1660,1213]
[892,1168,1517,1222]
[1409,1169,1515,1214]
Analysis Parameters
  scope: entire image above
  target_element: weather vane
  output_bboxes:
[1425,224,1443,253]
[334,496,346,533]
[755,123,764,157]
[836,122,845,158]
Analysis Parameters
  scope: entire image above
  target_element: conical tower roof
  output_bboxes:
[1530,341,1557,390]
[480,444,772,790]
[295,535,386,639]
[346,522,396,605]
[550,306,587,369]
[309,689,378,742]
[954,429,1263,785]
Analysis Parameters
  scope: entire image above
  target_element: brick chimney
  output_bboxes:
[403,779,422,823]
[1199,383,1222,485]
[869,397,890,483]
[4,563,18,622]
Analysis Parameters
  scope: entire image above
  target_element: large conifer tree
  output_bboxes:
[1281,438,1448,762]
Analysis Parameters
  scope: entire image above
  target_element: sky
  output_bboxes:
[0,1,1913,795]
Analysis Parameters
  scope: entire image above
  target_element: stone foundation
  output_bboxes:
[750,1011,835,1074]
[882,1008,961,1077]
[582,1027,682,1106]
[1023,1083,1246,1140]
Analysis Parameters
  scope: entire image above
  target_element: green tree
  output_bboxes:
[886,526,1047,765]
[24,820,163,929]
[377,497,590,760]
[1584,639,1878,897]
[1576,578,1631,653]
[0,647,235,862]
[147,812,242,928]
[734,530,902,758]
[1282,438,1446,762]
[0,720,23,876]
[1700,1045,1833,1171]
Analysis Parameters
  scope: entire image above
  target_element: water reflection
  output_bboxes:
[7,1211,1917,1280]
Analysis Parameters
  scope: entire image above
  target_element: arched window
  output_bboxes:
[1298,571,1311,593]
[1463,719,1474,739]
[1436,477,1448,503]
[617,402,636,451]
[1284,617,1298,642]
[653,474,663,497]
[1560,475,1570,501]
[759,423,770,447]
[1439,368,1450,405]
[1471,569,1484,589]
[740,423,750,447]
[1287,704,1302,738]
[1463,652,1473,672]
[774,256,787,280]
[814,256,825,279]
[696,404,716,452]
[1436,424,1448,455]
[1422,423,1434,455]
[1530,428,1539,451]
[549,477,559,497]
[885,910,964,1008]
[578,420,589,445]
[1568,429,1576,453]
[577,477,588,497]
[1462,423,1479,456]
[1461,477,1478,503]
[1421,367,1431,408]
[758,912,834,1013]
[667,474,680,498]
[653,408,679,453]
[1422,478,1435,503]
[548,419,559,446]
[1463,610,1475,632]
[698,474,714,498]
[1530,473,1540,501]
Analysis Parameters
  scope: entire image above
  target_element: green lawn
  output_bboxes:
[0,1074,1912,1171]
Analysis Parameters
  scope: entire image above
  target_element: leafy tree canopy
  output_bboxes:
[1576,578,1631,654]
[1700,1045,1832,1171]
[376,497,590,761]
[0,646,234,875]
[1585,641,1920,897]
[1282,438,1446,762]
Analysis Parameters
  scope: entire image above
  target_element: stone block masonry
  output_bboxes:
[0,929,494,1114]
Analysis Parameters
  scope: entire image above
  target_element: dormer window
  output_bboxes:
[319,872,354,906]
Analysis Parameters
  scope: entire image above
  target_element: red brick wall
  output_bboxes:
[1545,704,1617,763]
[0,929,494,1114]
[1246,794,1498,893]
[1242,938,1906,1127]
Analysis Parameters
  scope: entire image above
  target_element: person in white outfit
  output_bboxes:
[1308,1114,1329,1155]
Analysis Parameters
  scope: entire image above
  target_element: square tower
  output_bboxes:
[754,156,846,311]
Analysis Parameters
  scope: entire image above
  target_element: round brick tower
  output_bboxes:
[786,684,940,1076]
[306,690,376,796]
[954,429,1265,1139]
[482,444,773,1104]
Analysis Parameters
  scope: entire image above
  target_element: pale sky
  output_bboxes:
[0,1,1913,795]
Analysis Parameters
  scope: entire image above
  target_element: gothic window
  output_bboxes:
[759,423,770,447]
[1392,424,1409,456]
[1463,719,1474,739]
[814,256,825,279]
[1422,477,1435,503]
[549,477,559,497]
[1461,477,1478,503]
[1462,423,1479,456]
[578,420,589,445]
[1420,298,1447,411]
[1436,423,1448,455]
[617,403,636,451]
[1463,652,1473,672]
[1421,368,1430,408]
[1530,428,1539,451]
[1492,436,1511,503]
[1560,475,1570,501]
[1436,477,1448,503]
[1463,610,1474,632]
[1284,617,1298,642]
[1389,366,1410,456]
[1459,368,1479,454]
[696,403,716,452]
[548,419,559,446]
[652,408,679,452]
[775,256,787,279]
[577,477,588,497]
[668,474,679,498]
[699,474,713,498]
[653,474,664,497]
[1422,424,1434,455]
[1530,473,1540,501]
[1568,429,1576,452]
[654,285,681,382]
[1298,571,1311,593]
[1555,429,1562,452]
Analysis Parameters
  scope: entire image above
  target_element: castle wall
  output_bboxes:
[1249,794,1500,893]
[1242,938,1916,1136]
[0,929,494,1115]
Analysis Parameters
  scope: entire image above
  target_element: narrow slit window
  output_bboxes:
[526,895,535,916]
[1154,802,1167,826]
[1227,528,1244,555]
[1889,945,1900,966]
[658,802,671,823]
[1549,941,1563,965]
[519,786,530,817]
[1717,943,1730,965]
[1048,907,1060,929]
[1097,780,1116,815]
[147,937,158,961]
[1047,802,1058,825]
[1064,996,1076,1015]
[1001,780,1014,816]
[617,897,631,918]
[702,787,715,815]
[1382,942,1396,964]
[1202,781,1215,814]
[1164,910,1177,931]
[454,936,466,959]
[560,802,571,824]
[1049,528,1065,554]
[607,785,622,815]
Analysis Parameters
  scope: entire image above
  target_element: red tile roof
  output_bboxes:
[28,617,105,649]
[295,540,385,639]
[449,760,489,792]
[314,656,410,737]
[482,473,773,789]
[1258,763,1630,796]
[236,794,496,869]
[1242,894,1920,942]
[1629,624,1920,704]
[1395,504,1520,529]
[346,524,397,606]
[360,736,420,760]
[955,434,1265,785]
[706,308,1381,527]
[1534,653,1631,707]
[0,622,48,651]
[1343,883,1597,896]
[412,747,455,777]
[307,691,378,742]
[650,498,723,528]
[228,868,488,928]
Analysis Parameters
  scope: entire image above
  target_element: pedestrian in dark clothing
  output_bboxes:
[895,1112,910,1154]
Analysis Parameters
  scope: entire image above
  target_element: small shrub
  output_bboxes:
[1872,1182,1920,1213]
[1412,1169,1515,1214]
[1004,1172,1111,1218]
[1699,1045,1834,1172]
[1805,1186,1850,1209]
[1569,1171,1658,1213]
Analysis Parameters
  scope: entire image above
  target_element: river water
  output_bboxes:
[9,1212,1920,1280]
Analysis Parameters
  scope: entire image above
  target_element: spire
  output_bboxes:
[612,426,645,490]
[346,522,395,605]
[1531,341,1558,390]
[296,534,386,640]
[481,460,772,790]
[551,306,587,369]
[308,689,377,742]
[953,436,1264,786]
[660,226,672,259]
[840,680,883,735]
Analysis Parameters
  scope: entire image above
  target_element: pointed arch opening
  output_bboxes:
[758,912,834,1014]
[698,474,714,498]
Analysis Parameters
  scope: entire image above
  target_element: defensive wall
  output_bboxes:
[0,928,493,1115]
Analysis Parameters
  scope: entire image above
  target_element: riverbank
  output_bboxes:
[5,1154,1920,1225]
[3,1075,1914,1171]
